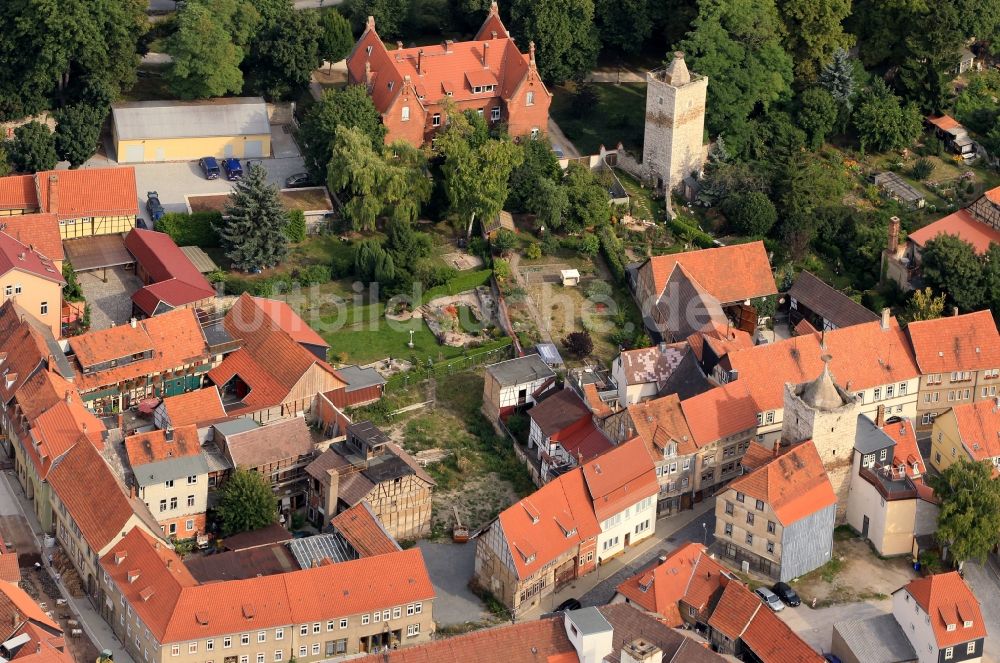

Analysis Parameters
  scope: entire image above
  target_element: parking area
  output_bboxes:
[77,266,143,329]
[415,540,490,626]
[778,599,891,655]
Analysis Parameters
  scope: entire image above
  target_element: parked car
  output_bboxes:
[555,598,582,612]
[199,156,221,179]
[284,172,312,188]
[145,191,165,224]
[772,582,801,607]
[754,587,784,612]
[222,157,243,181]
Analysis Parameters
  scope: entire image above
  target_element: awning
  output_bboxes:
[64,235,134,272]
[137,397,161,414]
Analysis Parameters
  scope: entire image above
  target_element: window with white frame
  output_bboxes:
[361,614,370,625]
[312,623,320,634]
[383,610,390,621]
[189,643,197,654]
[393,607,401,619]
[256,653,264,663]
[874,387,882,400]
[298,648,306,658]
[340,618,348,629]
[274,651,283,662]
[240,656,248,663]
[945,647,953,660]
[171,646,179,657]
[299,625,307,636]
[526,91,534,106]
[275,629,283,641]
[401,106,410,121]
[311,644,320,655]
[373,611,381,623]
[414,603,422,614]
[207,640,215,652]
[880,448,888,461]
[491,107,500,121]
[224,637,232,649]
[241,634,249,646]
[406,604,415,616]
[432,114,441,126]
[40,302,47,316]
[967,642,976,654]
[326,621,334,632]
[765,411,775,424]
[407,624,420,637]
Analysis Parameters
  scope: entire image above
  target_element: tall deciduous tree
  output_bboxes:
[507,138,562,213]
[217,468,278,536]
[510,0,600,83]
[7,121,58,173]
[852,78,923,153]
[678,0,793,144]
[344,0,411,38]
[778,155,847,259]
[902,287,946,323]
[54,103,106,167]
[929,459,1000,567]
[0,0,147,119]
[244,7,322,100]
[299,86,386,182]
[166,2,245,99]
[920,234,985,312]
[219,162,289,271]
[319,10,355,68]
[797,86,839,149]
[776,0,852,82]
[595,0,653,56]
[328,125,431,232]
[897,2,962,114]
[562,162,610,231]
[437,111,524,238]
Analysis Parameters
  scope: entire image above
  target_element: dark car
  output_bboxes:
[222,157,243,181]
[145,191,165,224]
[199,156,221,179]
[555,598,582,612]
[772,582,801,607]
[284,172,312,188]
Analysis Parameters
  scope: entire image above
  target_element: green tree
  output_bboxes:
[721,191,777,236]
[595,0,653,56]
[437,110,524,238]
[777,0,852,81]
[778,155,847,258]
[819,48,857,112]
[897,2,962,114]
[319,9,354,68]
[354,238,388,281]
[929,459,1000,567]
[678,0,793,142]
[0,145,10,177]
[852,78,923,153]
[562,162,610,231]
[215,0,263,47]
[217,468,279,536]
[165,2,245,99]
[0,0,147,117]
[902,287,946,323]
[981,243,1000,315]
[797,86,838,149]
[344,0,411,38]
[954,69,1000,134]
[244,8,322,100]
[955,0,1000,46]
[219,162,289,271]
[284,209,307,243]
[7,121,57,173]
[300,85,386,182]
[507,138,562,213]
[492,228,517,255]
[54,103,106,167]
[562,331,593,358]
[328,125,431,232]
[535,177,569,230]
[920,234,984,312]
[510,0,600,82]
[849,0,922,71]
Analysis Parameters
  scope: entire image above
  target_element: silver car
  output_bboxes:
[755,586,785,612]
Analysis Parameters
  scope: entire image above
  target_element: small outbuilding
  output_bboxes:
[560,269,580,287]
[112,97,271,163]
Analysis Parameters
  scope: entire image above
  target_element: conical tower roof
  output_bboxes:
[664,51,691,86]
[799,354,847,410]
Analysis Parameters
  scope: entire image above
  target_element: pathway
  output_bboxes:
[584,67,646,84]
[963,561,1000,663]
[547,118,581,159]
[507,252,554,345]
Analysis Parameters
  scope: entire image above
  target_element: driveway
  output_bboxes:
[132,156,307,225]
[548,118,581,159]
[778,599,891,655]
[415,540,490,626]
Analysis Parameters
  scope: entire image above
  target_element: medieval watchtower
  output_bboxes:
[642,52,708,195]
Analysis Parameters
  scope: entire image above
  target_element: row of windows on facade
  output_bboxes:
[3,286,47,315]
[158,494,197,512]
[600,496,654,530]
[923,384,999,404]
[404,106,504,123]
[926,369,998,384]
[167,626,421,660]
[721,523,776,554]
[724,503,777,532]
[600,519,651,552]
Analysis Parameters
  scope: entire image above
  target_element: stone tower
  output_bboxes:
[642,52,708,195]
[780,354,860,523]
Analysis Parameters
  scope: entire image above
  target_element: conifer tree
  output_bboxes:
[219,162,289,271]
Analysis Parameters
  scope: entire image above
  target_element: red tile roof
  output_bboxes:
[0,176,37,212]
[251,297,329,350]
[0,579,59,634]
[708,580,760,638]
[529,389,591,438]
[36,168,138,219]
[47,442,143,552]
[580,383,613,419]
[26,399,105,478]
[949,399,1000,461]
[0,214,63,262]
[627,394,695,458]
[125,425,202,466]
[686,321,753,363]
[160,387,227,428]
[680,381,759,446]
[740,594,825,662]
[125,229,215,315]
[642,241,777,304]
[581,437,658,521]
[615,542,729,625]
[0,232,64,285]
[908,208,1000,254]
[739,441,777,472]
[549,416,613,463]
[497,468,601,580]
[0,303,56,403]
[907,310,1000,374]
[726,441,836,526]
[0,551,19,584]
[880,418,927,479]
[928,115,961,131]
[330,501,401,557]
[900,572,986,648]
[986,185,1000,205]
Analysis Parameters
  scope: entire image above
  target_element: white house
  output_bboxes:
[482,354,556,426]
[891,573,986,663]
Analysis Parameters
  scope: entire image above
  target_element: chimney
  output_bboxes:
[395,41,403,50]
[365,15,375,32]
[887,216,901,254]
[621,639,663,663]
[875,404,885,428]
[129,484,136,499]
[444,40,453,53]
[47,174,58,215]
[489,0,499,15]
[529,41,536,67]
[953,307,960,317]
[880,307,890,331]
[130,317,137,328]
[65,390,71,405]
[166,559,173,569]
[11,611,18,628]
[482,42,489,67]
[417,49,424,75]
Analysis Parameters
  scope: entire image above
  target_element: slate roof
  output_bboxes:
[112,98,270,140]
[833,613,917,663]
[485,354,555,387]
[617,343,686,385]
[787,271,879,328]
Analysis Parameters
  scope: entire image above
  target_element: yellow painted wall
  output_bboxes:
[116,134,272,163]
[58,215,135,239]
[1,269,62,337]
[929,408,965,472]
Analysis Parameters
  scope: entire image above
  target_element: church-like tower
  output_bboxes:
[642,52,708,195]
[780,354,860,523]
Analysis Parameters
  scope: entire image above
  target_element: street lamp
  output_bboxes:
[702,522,707,546]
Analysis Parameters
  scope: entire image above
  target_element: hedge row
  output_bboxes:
[667,216,716,249]
[598,225,627,284]
[155,212,221,248]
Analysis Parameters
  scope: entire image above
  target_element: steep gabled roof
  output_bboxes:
[35,168,138,220]
[125,229,215,315]
[786,271,879,328]
[0,232,64,285]
[680,381,758,447]
[641,241,776,304]
[159,386,227,429]
[528,389,590,438]
[627,393,695,459]
[906,310,1000,374]
[581,437,658,521]
[0,214,63,262]
[949,399,1000,462]
[330,501,401,558]
[898,572,986,648]
[125,426,202,466]
[726,441,836,527]
[908,208,1000,254]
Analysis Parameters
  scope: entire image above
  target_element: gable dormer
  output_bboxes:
[475,1,510,41]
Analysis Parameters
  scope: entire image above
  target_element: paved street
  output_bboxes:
[962,561,1000,663]
[777,599,891,655]
[416,540,490,626]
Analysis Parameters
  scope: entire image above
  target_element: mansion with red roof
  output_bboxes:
[346,2,551,147]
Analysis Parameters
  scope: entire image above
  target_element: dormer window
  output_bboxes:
[964,620,973,628]
[947,623,956,632]
[473,86,482,94]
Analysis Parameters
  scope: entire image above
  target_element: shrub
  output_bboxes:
[156,212,221,247]
[284,209,307,243]
[581,234,600,255]
[910,157,934,180]
[524,242,542,260]
[562,331,594,358]
[598,225,627,284]
[493,258,511,281]
[721,192,777,236]
[586,280,613,299]
[330,254,354,279]
[298,263,331,285]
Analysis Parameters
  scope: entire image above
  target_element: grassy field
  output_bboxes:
[550,83,647,155]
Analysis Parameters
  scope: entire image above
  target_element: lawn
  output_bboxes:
[550,83,647,156]
[615,168,663,222]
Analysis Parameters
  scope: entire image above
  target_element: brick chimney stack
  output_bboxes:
[365,15,375,31]
[887,216,900,254]
[528,41,536,67]
[482,42,489,67]
[444,39,453,53]
[417,49,424,75]
[47,174,58,215]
